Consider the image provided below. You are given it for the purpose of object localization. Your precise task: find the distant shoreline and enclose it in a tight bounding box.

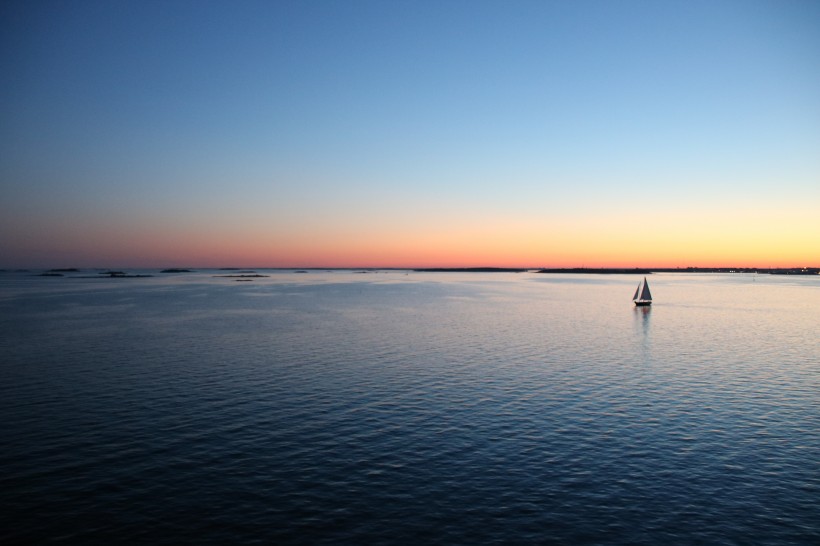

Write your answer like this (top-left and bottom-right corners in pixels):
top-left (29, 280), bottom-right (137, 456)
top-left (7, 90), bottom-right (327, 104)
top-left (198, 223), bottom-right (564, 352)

top-left (4, 266), bottom-right (818, 276)
top-left (534, 267), bottom-right (819, 275)
top-left (415, 267), bottom-right (819, 275)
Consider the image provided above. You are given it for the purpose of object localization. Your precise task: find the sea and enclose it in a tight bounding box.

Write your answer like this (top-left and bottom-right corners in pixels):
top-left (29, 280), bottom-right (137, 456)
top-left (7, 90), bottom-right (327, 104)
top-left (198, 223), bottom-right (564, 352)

top-left (1, 269), bottom-right (818, 545)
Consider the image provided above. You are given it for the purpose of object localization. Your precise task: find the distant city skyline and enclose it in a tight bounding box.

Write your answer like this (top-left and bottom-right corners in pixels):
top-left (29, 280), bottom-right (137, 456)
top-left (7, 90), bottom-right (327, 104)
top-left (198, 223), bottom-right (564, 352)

top-left (2, 0), bottom-right (818, 269)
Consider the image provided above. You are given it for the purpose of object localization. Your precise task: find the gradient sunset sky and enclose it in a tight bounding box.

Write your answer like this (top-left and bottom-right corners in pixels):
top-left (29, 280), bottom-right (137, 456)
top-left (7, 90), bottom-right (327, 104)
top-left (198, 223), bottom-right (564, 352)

top-left (2, 0), bottom-right (818, 268)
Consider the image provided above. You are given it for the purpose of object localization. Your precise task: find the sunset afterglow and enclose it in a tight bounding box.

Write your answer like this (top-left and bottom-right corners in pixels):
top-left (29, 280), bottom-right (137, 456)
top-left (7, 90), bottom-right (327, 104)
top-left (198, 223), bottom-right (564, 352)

top-left (2, 1), bottom-right (818, 269)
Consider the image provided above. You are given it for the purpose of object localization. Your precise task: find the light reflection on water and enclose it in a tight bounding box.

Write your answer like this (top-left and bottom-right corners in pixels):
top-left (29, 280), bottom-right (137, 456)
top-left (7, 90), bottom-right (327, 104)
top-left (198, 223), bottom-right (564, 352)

top-left (0, 271), bottom-right (818, 544)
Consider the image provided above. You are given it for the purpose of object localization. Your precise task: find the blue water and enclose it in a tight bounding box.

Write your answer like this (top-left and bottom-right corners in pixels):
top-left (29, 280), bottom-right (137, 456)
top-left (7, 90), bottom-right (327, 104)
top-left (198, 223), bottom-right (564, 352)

top-left (1, 270), bottom-right (818, 544)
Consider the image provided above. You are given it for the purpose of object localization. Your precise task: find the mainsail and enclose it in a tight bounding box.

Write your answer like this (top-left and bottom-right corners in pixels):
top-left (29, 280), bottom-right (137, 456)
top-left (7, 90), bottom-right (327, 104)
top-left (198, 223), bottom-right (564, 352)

top-left (633, 277), bottom-right (652, 304)
top-left (639, 278), bottom-right (652, 301)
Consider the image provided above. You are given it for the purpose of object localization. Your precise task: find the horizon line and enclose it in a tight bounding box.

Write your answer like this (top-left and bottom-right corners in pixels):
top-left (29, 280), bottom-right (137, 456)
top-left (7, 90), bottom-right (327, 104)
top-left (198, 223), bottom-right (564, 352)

top-left (6, 265), bottom-right (819, 272)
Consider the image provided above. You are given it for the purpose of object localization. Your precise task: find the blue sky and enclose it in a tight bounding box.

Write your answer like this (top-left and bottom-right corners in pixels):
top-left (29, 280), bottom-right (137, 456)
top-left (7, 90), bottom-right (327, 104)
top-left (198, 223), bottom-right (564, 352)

top-left (1, 0), bottom-right (819, 267)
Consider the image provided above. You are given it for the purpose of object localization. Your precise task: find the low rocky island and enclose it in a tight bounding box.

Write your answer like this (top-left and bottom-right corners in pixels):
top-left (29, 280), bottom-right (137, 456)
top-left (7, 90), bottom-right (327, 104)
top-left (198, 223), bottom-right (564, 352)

top-left (36, 268), bottom-right (81, 276)
top-left (98, 271), bottom-right (153, 278)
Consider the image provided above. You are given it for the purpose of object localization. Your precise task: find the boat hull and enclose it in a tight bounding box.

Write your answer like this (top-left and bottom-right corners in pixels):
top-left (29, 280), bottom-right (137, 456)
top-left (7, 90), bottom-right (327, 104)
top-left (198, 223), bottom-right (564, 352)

top-left (634, 301), bottom-right (652, 306)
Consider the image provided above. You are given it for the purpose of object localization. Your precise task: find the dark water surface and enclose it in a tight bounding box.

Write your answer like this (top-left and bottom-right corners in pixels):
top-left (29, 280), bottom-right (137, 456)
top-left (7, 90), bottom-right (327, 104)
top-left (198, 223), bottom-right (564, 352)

top-left (1, 270), bottom-right (818, 544)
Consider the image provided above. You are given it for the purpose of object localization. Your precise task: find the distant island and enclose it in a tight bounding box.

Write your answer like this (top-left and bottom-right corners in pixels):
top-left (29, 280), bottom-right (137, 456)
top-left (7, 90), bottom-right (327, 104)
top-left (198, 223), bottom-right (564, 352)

top-left (214, 274), bottom-right (270, 278)
top-left (97, 271), bottom-right (153, 278)
top-left (36, 268), bottom-right (81, 276)
top-left (33, 270), bottom-right (153, 278)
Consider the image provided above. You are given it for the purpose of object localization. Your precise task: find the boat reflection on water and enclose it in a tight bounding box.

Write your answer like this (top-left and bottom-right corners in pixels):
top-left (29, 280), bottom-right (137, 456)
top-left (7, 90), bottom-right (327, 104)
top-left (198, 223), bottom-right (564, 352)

top-left (634, 303), bottom-right (651, 336)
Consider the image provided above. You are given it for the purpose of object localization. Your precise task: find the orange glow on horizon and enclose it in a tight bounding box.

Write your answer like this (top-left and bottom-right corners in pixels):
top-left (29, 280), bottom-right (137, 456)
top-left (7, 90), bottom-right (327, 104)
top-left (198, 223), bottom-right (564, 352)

top-left (2, 200), bottom-right (817, 270)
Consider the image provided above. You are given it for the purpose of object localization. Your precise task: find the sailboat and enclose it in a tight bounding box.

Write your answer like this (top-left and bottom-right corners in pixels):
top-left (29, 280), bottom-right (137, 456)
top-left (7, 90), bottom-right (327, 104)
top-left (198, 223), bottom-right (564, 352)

top-left (632, 277), bottom-right (653, 306)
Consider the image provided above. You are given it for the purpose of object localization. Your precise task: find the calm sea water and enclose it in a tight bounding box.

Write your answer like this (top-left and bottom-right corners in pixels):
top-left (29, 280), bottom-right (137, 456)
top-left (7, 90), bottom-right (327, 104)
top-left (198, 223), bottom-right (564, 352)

top-left (1, 270), bottom-right (818, 545)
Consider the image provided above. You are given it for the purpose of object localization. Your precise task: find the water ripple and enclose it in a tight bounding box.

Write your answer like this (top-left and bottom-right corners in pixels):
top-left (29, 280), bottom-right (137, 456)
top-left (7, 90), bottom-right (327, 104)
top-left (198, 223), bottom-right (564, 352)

top-left (1, 272), bottom-right (818, 544)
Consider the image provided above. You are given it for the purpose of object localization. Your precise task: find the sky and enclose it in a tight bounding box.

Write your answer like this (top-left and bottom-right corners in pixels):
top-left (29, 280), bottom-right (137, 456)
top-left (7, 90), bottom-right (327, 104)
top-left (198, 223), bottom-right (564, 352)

top-left (1, 0), bottom-right (819, 268)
